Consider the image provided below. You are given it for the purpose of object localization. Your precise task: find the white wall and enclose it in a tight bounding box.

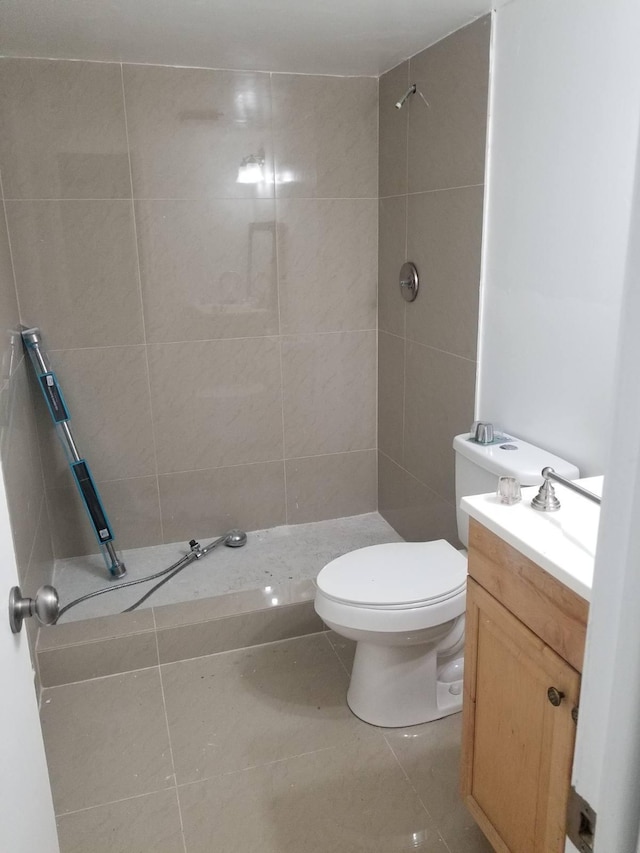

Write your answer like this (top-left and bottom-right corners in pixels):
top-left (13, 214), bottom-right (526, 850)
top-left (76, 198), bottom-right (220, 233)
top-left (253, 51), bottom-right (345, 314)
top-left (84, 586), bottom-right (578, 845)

top-left (477, 0), bottom-right (640, 476)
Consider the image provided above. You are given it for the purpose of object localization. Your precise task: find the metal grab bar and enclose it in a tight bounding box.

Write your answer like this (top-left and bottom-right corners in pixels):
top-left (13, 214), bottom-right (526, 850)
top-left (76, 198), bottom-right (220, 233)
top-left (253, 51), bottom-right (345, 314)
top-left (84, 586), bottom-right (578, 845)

top-left (22, 327), bottom-right (127, 578)
top-left (531, 466), bottom-right (601, 512)
top-left (542, 467), bottom-right (602, 505)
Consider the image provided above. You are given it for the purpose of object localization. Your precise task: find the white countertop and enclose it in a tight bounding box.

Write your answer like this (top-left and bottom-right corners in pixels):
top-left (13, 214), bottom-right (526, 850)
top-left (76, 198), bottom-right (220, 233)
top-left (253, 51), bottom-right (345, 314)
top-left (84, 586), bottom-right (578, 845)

top-left (461, 476), bottom-right (603, 602)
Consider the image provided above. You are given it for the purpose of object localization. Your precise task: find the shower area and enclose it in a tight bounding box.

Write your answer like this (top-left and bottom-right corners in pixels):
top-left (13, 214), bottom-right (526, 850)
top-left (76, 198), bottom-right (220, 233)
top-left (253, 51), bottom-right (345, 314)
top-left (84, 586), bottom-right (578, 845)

top-left (0, 15), bottom-right (489, 680)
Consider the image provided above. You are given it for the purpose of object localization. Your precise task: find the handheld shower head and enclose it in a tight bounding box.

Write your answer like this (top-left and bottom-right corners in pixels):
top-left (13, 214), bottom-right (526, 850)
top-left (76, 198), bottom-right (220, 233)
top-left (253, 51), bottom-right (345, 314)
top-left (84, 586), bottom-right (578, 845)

top-left (395, 84), bottom-right (416, 109)
top-left (225, 529), bottom-right (247, 548)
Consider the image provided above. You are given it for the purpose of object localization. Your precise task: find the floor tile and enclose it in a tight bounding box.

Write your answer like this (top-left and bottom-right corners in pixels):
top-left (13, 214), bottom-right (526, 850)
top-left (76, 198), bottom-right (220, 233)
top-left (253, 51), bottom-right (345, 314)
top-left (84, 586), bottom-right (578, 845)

top-left (178, 739), bottom-right (447, 853)
top-left (161, 634), bottom-right (379, 784)
top-left (383, 714), bottom-right (493, 853)
top-left (40, 669), bottom-right (174, 814)
top-left (325, 630), bottom-right (356, 672)
top-left (56, 789), bottom-right (184, 853)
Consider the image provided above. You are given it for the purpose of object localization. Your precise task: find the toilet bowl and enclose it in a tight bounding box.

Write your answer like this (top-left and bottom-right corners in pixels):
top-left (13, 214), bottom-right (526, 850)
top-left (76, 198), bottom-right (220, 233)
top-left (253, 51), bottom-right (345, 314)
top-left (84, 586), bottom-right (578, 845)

top-left (315, 540), bottom-right (467, 727)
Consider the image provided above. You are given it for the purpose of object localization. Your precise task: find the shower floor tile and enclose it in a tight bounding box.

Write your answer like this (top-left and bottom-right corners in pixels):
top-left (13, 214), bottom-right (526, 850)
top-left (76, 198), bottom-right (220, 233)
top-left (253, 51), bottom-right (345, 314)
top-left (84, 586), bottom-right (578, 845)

top-left (41, 632), bottom-right (493, 853)
top-left (53, 512), bottom-right (403, 622)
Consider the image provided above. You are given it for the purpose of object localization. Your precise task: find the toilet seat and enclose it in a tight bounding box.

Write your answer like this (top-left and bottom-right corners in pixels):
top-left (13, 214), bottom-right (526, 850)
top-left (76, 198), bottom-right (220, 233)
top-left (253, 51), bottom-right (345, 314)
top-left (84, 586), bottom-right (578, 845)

top-left (315, 540), bottom-right (467, 634)
top-left (316, 541), bottom-right (466, 609)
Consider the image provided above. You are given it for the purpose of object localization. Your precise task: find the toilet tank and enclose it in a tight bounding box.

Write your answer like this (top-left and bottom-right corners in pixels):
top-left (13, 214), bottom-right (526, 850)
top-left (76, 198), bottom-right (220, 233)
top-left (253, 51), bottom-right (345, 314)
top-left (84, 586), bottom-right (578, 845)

top-left (452, 432), bottom-right (580, 547)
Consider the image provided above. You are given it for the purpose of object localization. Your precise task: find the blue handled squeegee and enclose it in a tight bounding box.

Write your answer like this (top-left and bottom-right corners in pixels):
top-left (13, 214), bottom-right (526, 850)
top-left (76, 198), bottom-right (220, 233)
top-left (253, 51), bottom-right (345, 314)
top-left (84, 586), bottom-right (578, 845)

top-left (22, 328), bottom-right (126, 579)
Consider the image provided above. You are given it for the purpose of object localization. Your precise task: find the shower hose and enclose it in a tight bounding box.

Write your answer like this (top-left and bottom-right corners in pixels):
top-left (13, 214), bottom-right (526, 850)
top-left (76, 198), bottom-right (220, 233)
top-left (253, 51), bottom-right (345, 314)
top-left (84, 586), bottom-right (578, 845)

top-left (55, 530), bottom-right (247, 623)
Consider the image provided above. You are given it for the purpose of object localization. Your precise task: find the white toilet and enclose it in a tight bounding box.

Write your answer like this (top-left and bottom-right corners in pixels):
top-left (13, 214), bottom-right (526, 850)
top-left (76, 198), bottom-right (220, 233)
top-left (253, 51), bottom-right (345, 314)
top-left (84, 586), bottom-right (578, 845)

top-left (315, 431), bottom-right (580, 727)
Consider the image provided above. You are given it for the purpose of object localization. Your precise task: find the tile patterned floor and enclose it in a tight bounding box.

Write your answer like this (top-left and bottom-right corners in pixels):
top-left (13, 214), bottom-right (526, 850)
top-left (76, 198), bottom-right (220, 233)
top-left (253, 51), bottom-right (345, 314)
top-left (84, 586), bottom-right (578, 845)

top-left (41, 632), bottom-right (493, 853)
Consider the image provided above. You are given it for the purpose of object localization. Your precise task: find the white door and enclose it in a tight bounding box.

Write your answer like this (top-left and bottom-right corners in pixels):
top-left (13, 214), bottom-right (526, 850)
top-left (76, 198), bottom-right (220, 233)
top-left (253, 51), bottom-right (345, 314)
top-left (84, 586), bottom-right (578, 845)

top-left (0, 469), bottom-right (59, 851)
top-left (568, 104), bottom-right (640, 850)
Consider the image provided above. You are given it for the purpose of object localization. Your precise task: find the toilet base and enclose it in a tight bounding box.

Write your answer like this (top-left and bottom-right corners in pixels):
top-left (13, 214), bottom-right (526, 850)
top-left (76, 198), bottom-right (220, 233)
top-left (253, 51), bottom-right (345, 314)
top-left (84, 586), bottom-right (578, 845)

top-left (346, 640), bottom-right (463, 727)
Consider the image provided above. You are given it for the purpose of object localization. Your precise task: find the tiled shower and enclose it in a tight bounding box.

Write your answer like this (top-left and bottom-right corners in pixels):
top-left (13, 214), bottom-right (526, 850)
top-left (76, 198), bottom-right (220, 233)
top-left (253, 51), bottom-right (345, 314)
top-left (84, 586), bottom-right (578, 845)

top-left (0, 15), bottom-right (489, 654)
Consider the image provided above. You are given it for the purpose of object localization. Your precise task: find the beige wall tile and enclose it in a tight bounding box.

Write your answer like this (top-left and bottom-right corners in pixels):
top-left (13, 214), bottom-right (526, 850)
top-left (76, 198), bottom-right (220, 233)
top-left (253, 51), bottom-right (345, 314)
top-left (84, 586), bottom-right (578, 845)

top-left (379, 61), bottom-right (409, 198)
top-left (403, 343), bottom-right (476, 503)
top-left (378, 331), bottom-right (404, 463)
top-left (378, 195), bottom-right (406, 337)
top-left (148, 338), bottom-right (283, 472)
top-left (277, 198), bottom-right (377, 334)
top-left (282, 331), bottom-right (376, 458)
top-left (406, 186), bottom-right (484, 359)
top-left (47, 476), bottom-right (162, 558)
top-left (6, 200), bottom-right (144, 349)
top-left (123, 64), bottom-right (273, 200)
top-left (408, 16), bottom-right (490, 192)
top-left (22, 495), bottom-right (55, 595)
top-left (56, 789), bottom-right (185, 853)
top-left (38, 346), bottom-right (156, 488)
top-left (40, 668), bottom-right (172, 814)
top-left (0, 214), bottom-right (21, 384)
top-left (0, 59), bottom-right (130, 200)
top-left (272, 74), bottom-right (378, 199)
top-left (159, 461), bottom-right (286, 543)
top-left (135, 199), bottom-right (278, 342)
top-left (156, 602), bottom-right (323, 665)
top-left (378, 452), bottom-right (460, 544)
top-left (285, 450), bottom-right (377, 524)
top-left (38, 632), bottom-right (159, 687)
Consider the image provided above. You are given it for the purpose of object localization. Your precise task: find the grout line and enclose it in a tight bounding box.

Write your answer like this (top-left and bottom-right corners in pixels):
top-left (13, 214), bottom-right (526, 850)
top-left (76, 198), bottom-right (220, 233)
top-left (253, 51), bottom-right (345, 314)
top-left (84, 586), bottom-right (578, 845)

top-left (377, 448), bottom-right (457, 508)
top-left (21, 491), bottom-right (46, 592)
top-left (45, 327), bottom-right (378, 352)
top-left (41, 447), bottom-right (379, 486)
top-left (378, 329), bottom-right (405, 343)
top-left (151, 608), bottom-right (189, 853)
top-left (404, 337), bottom-right (477, 364)
top-left (0, 55), bottom-right (378, 79)
top-left (380, 731), bottom-right (454, 851)
top-left (40, 661), bottom-right (161, 689)
top-left (119, 63), bottom-right (165, 545)
top-left (175, 744), bottom-right (340, 791)
top-left (402, 72), bottom-right (410, 472)
top-left (38, 624), bottom-right (157, 653)
top-left (0, 169), bottom-right (26, 327)
top-left (154, 626), bottom-right (328, 671)
top-left (321, 631), bottom-right (352, 678)
top-left (271, 72), bottom-right (289, 526)
top-left (380, 183), bottom-right (484, 200)
top-left (375, 73), bottom-right (380, 476)
top-left (3, 195), bottom-right (381, 202)
top-left (54, 785), bottom-right (181, 819)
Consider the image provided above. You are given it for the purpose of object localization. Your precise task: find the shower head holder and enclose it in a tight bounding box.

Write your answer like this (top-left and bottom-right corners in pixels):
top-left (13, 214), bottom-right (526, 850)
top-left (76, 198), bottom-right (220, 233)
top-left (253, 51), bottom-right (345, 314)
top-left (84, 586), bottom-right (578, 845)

top-left (395, 84), bottom-right (417, 109)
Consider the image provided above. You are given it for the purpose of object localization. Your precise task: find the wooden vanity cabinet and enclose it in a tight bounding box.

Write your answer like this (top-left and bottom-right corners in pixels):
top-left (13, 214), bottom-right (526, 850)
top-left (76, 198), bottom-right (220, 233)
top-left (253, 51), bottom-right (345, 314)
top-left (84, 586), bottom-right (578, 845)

top-left (461, 520), bottom-right (589, 853)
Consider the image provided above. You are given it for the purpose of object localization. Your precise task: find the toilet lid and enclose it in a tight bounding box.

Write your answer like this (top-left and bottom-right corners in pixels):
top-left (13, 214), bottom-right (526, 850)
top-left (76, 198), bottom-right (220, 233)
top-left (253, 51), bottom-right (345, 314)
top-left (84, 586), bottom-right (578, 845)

top-left (316, 541), bottom-right (467, 609)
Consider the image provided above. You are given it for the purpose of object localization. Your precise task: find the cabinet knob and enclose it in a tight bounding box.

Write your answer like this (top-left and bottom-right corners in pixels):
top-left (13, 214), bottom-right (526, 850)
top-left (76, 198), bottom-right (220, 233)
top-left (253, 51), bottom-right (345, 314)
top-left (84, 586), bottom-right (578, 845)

top-left (547, 687), bottom-right (565, 707)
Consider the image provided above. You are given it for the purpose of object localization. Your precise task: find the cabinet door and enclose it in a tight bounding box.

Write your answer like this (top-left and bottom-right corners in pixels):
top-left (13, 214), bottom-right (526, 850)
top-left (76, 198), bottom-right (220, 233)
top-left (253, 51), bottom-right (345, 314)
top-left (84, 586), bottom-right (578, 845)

top-left (461, 578), bottom-right (580, 853)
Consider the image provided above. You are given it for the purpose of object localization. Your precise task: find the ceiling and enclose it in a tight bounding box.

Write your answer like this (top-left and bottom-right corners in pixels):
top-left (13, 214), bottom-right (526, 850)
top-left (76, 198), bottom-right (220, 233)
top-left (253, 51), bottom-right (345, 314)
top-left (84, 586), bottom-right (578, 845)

top-left (0, 0), bottom-right (491, 77)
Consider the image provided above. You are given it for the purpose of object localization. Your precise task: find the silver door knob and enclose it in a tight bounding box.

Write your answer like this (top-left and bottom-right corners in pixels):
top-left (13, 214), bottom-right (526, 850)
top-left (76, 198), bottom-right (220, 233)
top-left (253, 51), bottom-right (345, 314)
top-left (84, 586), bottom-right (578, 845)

top-left (8, 585), bottom-right (59, 634)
